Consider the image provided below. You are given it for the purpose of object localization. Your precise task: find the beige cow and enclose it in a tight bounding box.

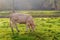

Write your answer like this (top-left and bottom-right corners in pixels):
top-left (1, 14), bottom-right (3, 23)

top-left (9, 12), bottom-right (35, 33)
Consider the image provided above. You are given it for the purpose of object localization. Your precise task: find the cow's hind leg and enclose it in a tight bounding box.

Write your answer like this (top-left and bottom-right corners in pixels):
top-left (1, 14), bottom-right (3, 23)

top-left (15, 23), bottom-right (20, 32)
top-left (12, 22), bottom-right (20, 32)
top-left (10, 21), bottom-right (14, 33)
top-left (10, 20), bottom-right (20, 33)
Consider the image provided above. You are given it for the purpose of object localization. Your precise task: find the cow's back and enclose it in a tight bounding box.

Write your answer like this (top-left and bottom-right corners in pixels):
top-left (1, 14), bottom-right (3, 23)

top-left (10, 13), bottom-right (32, 24)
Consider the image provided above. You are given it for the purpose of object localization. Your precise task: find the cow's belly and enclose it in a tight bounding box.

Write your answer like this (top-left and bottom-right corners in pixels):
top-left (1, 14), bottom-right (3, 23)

top-left (16, 19), bottom-right (26, 24)
top-left (16, 18), bottom-right (27, 24)
top-left (17, 21), bottom-right (26, 24)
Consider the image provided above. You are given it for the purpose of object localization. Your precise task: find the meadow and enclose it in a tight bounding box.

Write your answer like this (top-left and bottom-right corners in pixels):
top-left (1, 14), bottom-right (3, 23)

top-left (0, 17), bottom-right (60, 40)
top-left (0, 10), bottom-right (60, 16)
top-left (0, 11), bottom-right (60, 40)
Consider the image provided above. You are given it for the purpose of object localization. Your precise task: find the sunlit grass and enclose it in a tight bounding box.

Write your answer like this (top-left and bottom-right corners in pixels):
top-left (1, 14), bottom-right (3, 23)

top-left (0, 18), bottom-right (60, 40)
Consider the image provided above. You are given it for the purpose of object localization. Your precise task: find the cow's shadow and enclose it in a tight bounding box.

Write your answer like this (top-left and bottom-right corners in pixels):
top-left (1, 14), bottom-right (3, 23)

top-left (10, 32), bottom-right (21, 40)
top-left (10, 32), bottom-right (41, 40)
top-left (10, 32), bottom-right (33, 40)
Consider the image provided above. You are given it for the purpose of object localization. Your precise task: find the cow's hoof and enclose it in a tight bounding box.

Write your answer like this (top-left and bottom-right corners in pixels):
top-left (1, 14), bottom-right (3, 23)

top-left (18, 30), bottom-right (20, 32)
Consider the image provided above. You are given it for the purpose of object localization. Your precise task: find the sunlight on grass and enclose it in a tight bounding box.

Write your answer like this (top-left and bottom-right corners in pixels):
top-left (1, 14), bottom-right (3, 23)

top-left (0, 18), bottom-right (60, 40)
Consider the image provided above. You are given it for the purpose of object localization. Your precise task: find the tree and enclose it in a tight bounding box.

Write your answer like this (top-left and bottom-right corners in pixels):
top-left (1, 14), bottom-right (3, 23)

top-left (54, 0), bottom-right (57, 10)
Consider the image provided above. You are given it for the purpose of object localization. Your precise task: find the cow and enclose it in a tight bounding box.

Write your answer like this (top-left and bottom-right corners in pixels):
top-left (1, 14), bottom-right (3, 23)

top-left (9, 12), bottom-right (35, 33)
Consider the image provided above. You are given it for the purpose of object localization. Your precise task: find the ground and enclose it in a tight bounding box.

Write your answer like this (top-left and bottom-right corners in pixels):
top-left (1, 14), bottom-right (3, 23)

top-left (0, 18), bottom-right (60, 40)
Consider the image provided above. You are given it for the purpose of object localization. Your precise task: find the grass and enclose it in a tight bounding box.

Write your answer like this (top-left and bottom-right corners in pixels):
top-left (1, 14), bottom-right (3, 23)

top-left (0, 18), bottom-right (60, 40)
top-left (0, 11), bottom-right (60, 16)
top-left (0, 10), bottom-right (60, 40)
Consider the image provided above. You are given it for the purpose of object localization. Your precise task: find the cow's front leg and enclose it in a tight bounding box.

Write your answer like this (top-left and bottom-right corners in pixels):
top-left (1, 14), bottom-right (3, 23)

top-left (30, 24), bottom-right (35, 32)
top-left (26, 23), bottom-right (30, 32)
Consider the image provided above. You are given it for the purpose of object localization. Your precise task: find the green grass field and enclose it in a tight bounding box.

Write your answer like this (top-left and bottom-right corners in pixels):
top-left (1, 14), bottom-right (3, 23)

top-left (0, 18), bottom-right (60, 40)
top-left (0, 10), bottom-right (60, 16)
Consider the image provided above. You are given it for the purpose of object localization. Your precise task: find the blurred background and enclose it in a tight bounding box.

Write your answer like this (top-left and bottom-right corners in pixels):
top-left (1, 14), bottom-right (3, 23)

top-left (0, 0), bottom-right (60, 11)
